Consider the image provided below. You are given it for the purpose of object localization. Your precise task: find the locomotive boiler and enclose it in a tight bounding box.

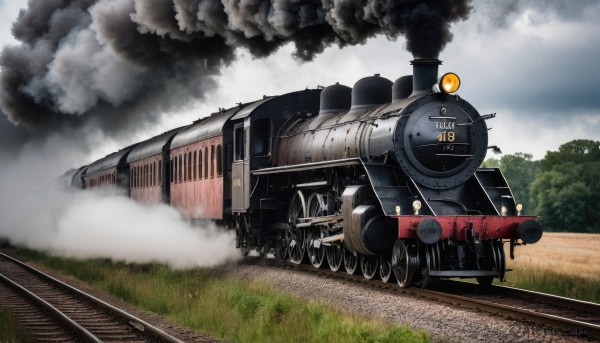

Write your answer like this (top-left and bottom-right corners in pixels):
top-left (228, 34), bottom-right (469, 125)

top-left (68, 57), bottom-right (543, 288)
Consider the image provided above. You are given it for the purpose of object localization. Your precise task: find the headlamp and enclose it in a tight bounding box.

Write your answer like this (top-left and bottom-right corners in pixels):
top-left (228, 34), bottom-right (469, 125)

top-left (412, 200), bottom-right (422, 215)
top-left (440, 73), bottom-right (461, 94)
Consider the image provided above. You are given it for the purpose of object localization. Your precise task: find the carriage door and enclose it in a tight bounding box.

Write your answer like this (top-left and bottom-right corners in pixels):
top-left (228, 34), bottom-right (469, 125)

top-left (232, 122), bottom-right (250, 212)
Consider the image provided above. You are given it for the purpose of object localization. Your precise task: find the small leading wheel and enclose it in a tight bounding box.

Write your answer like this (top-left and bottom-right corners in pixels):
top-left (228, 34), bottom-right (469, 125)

top-left (360, 255), bottom-right (379, 280)
top-left (287, 190), bottom-right (307, 264)
top-left (327, 243), bottom-right (344, 272)
top-left (379, 255), bottom-right (394, 283)
top-left (306, 193), bottom-right (327, 268)
top-left (391, 240), bottom-right (414, 288)
top-left (343, 249), bottom-right (359, 275)
top-left (421, 242), bottom-right (441, 289)
top-left (477, 240), bottom-right (505, 286)
top-left (493, 240), bottom-right (506, 281)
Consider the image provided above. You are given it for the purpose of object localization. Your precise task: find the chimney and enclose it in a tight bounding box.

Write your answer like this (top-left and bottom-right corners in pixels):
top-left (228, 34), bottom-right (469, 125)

top-left (410, 58), bottom-right (441, 97)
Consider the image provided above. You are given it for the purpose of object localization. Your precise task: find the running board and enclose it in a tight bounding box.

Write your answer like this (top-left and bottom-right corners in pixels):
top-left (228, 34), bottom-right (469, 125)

top-left (428, 270), bottom-right (500, 277)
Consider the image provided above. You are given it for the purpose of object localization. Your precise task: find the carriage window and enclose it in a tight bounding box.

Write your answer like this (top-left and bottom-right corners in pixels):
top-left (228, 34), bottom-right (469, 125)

top-left (217, 145), bottom-right (223, 176)
top-left (211, 145), bottom-right (215, 178)
top-left (204, 147), bottom-right (208, 179)
top-left (200, 149), bottom-right (203, 178)
top-left (174, 157), bottom-right (178, 184)
top-left (253, 119), bottom-right (271, 156)
top-left (179, 155), bottom-right (183, 183)
top-left (234, 126), bottom-right (245, 161)
top-left (158, 161), bottom-right (162, 185)
top-left (188, 152), bottom-right (192, 181)
top-left (193, 151), bottom-right (197, 180)
top-left (184, 154), bottom-right (187, 182)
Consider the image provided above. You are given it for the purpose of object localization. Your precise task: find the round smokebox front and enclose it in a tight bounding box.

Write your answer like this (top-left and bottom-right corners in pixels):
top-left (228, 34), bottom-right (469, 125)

top-left (395, 97), bottom-right (488, 189)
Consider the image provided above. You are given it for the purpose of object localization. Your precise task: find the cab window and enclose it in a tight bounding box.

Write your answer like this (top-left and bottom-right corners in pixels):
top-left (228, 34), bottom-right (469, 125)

top-left (234, 125), bottom-right (245, 161)
top-left (253, 119), bottom-right (271, 156)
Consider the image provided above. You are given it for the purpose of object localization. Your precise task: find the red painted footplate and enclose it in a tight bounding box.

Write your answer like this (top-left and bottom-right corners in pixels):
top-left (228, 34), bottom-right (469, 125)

top-left (393, 215), bottom-right (539, 241)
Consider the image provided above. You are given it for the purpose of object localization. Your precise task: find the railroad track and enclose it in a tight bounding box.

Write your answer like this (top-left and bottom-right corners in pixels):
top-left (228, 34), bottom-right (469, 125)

top-left (243, 256), bottom-right (600, 340)
top-left (0, 252), bottom-right (185, 343)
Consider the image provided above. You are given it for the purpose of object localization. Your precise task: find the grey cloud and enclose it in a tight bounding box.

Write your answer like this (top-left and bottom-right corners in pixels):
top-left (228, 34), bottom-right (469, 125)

top-left (452, 1), bottom-right (600, 118)
top-left (1, 0), bottom-right (471, 146)
top-left (473, 0), bottom-right (599, 29)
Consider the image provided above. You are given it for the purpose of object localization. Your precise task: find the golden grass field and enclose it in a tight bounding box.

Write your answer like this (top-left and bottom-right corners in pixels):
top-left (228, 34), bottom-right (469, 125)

top-left (507, 232), bottom-right (600, 280)
top-left (502, 232), bottom-right (600, 302)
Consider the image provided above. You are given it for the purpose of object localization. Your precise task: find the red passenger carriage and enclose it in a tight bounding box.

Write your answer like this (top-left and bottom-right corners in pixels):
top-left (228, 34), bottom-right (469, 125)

top-left (127, 128), bottom-right (182, 205)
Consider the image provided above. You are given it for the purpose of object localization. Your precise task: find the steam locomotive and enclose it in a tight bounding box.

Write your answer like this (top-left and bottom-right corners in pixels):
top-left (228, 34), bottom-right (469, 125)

top-left (63, 58), bottom-right (543, 288)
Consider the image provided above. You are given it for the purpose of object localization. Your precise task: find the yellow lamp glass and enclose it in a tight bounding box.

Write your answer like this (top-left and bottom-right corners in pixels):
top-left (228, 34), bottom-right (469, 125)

top-left (440, 73), bottom-right (461, 93)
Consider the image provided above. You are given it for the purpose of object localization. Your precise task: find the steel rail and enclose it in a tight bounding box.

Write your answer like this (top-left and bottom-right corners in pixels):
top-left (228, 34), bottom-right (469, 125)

top-left (0, 272), bottom-right (101, 342)
top-left (0, 252), bottom-right (185, 343)
top-left (439, 279), bottom-right (600, 316)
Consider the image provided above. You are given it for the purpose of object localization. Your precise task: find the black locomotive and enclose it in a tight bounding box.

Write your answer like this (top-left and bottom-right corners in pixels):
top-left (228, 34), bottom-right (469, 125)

top-left (65, 58), bottom-right (543, 288)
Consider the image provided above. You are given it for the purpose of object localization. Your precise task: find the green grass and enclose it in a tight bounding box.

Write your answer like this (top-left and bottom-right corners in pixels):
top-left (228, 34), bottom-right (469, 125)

top-left (14, 248), bottom-right (429, 343)
top-left (500, 264), bottom-right (600, 303)
top-left (0, 307), bottom-right (36, 343)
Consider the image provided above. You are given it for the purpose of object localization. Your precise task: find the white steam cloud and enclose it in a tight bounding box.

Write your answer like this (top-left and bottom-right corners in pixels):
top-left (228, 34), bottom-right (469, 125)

top-left (0, 138), bottom-right (239, 269)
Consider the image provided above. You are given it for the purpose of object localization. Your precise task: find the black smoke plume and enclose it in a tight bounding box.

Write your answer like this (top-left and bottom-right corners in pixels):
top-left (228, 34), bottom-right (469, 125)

top-left (0, 0), bottom-right (472, 148)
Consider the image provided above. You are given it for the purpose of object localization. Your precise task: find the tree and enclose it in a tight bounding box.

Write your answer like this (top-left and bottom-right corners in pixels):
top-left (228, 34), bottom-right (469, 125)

top-left (530, 140), bottom-right (600, 232)
top-left (481, 157), bottom-right (500, 168)
top-left (482, 153), bottom-right (536, 211)
top-left (498, 153), bottom-right (536, 211)
top-left (540, 139), bottom-right (600, 172)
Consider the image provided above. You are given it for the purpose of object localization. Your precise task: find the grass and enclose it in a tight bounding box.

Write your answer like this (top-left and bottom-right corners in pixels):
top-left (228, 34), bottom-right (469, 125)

top-left (13, 248), bottom-right (430, 343)
top-left (500, 232), bottom-right (600, 303)
top-left (0, 307), bottom-right (36, 343)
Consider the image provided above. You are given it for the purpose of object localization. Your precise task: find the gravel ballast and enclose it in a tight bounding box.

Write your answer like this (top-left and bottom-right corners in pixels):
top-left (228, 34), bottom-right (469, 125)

top-left (212, 257), bottom-right (592, 343)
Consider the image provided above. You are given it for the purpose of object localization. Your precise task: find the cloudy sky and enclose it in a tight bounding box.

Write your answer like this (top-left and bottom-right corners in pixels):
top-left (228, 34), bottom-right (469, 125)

top-left (0, 0), bottom-right (599, 170)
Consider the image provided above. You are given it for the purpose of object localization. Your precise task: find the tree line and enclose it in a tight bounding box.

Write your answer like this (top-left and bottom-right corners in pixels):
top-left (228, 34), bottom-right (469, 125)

top-left (482, 139), bottom-right (600, 233)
